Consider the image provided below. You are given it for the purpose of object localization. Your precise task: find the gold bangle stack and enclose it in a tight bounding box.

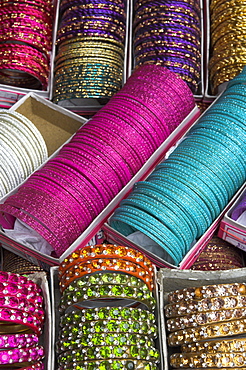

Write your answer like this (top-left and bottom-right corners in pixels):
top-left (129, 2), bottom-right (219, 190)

top-left (165, 282), bottom-right (246, 369)
top-left (209, 0), bottom-right (246, 94)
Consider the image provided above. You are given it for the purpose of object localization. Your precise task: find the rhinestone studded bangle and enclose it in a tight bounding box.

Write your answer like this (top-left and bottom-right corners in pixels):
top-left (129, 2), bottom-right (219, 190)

top-left (58, 344), bottom-right (160, 364)
top-left (170, 351), bottom-right (246, 368)
top-left (58, 244), bottom-right (155, 278)
top-left (0, 333), bottom-right (39, 349)
top-left (16, 362), bottom-right (44, 370)
top-left (0, 345), bottom-right (44, 365)
top-left (59, 311), bottom-right (158, 338)
top-left (167, 283), bottom-right (246, 303)
top-left (57, 332), bottom-right (155, 354)
top-left (59, 259), bottom-right (154, 292)
top-left (168, 318), bottom-right (246, 346)
top-left (59, 283), bottom-right (156, 312)
top-left (165, 294), bottom-right (246, 318)
top-left (181, 337), bottom-right (246, 353)
top-left (167, 307), bottom-right (246, 332)
top-left (57, 359), bottom-right (158, 370)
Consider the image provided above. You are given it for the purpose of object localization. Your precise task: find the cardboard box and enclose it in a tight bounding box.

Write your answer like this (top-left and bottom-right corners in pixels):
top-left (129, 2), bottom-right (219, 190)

top-left (50, 264), bottom-right (161, 370)
top-left (157, 267), bottom-right (246, 370)
top-left (0, 100), bottom-right (199, 269)
top-left (218, 186), bottom-right (246, 252)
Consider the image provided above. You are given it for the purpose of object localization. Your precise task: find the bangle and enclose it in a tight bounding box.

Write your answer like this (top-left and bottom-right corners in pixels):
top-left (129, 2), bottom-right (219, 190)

top-left (59, 283), bottom-right (156, 312)
top-left (167, 306), bottom-right (246, 332)
top-left (57, 359), bottom-right (158, 370)
top-left (57, 332), bottom-right (155, 353)
top-left (170, 351), bottom-right (246, 368)
top-left (165, 294), bottom-right (246, 318)
top-left (167, 283), bottom-right (246, 303)
top-left (0, 345), bottom-right (44, 365)
top-left (57, 344), bottom-right (160, 363)
top-left (15, 362), bottom-right (44, 370)
top-left (0, 333), bottom-right (39, 349)
top-left (60, 306), bottom-right (155, 326)
top-left (181, 337), bottom-right (246, 353)
top-left (59, 259), bottom-right (154, 292)
top-left (59, 244), bottom-right (154, 278)
top-left (168, 318), bottom-right (246, 346)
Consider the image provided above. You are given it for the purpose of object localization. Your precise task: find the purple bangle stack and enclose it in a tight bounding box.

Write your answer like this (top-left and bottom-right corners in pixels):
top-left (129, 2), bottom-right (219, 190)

top-left (53, 0), bottom-right (127, 103)
top-left (133, 0), bottom-right (202, 93)
top-left (0, 64), bottom-right (195, 257)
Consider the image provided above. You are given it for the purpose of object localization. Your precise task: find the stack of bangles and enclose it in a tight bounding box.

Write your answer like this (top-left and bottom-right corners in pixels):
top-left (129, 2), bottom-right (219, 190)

top-left (190, 236), bottom-right (244, 271)
top-left (109, 66), bottom-right (246, 266)
top-left (53, 0), bottom-right (127, 103)
top-left (56, 243), bottom-right (160, 370)
top-left (209, 0), bottom-right (246, 94)
top-left (0, 1), bottom-right (53, 90)
top-left (133, 0), bottom-right (202, 93)
top-left (0, 109), bottom-right (48, 198)
top-left (0, 270), bottom-right (45, 369)
top-left (0, 64), bottom-right (195, 258)
top-left (165, 282), bottom-right (246, 369)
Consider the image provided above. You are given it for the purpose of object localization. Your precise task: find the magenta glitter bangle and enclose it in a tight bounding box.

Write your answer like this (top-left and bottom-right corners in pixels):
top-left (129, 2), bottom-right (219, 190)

top-left (80, 118), bottom-right (145, 177)
top-left (0, 333), bottom-right (39, 349)
top-left (30, 168), bottom-right (94, 222)
top-left (59, 143), bottom-right (126, 191)
top-left (0, 203), bottom-right (65, 255)
top-left (6, 185), bottom-right (82, 248)
top-left (71, 129), bottom-right (141, 176)
top-left (44, 159), bottom-right (105, 216)
top-left (73, 128), bottom-right (143, 175)
top-left (58, 149), bottom-right (121, 199)
top-left (69, 138), bottom-right (132, 186)
top-left (69, 133), bottom-right (133, 184)
top-left (79, 117), bottom-right (143, 175)
top-left (23, 175), bottom-right (90, 231)
top-left (0, 345), bottom-right (44, 365)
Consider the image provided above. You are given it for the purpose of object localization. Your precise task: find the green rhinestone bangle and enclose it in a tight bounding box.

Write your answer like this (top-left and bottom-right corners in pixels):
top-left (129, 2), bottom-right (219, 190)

top-left (57, 359), bottom-right (159, 370)
top-left (57, 344), bottom-right (160, 364)
top-left (60, 306), bottom-right (156, 324)
top-left (63, 272), bottom-right (151, 292)
top-left (59, 317), bottom-right (158, 338)
top-left (59, 284), bottom-right (156, 312)
top-left (57, 333), bottom-right (156, 354)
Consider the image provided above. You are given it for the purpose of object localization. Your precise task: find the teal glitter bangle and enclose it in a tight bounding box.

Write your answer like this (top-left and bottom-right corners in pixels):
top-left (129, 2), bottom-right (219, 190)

top-left (111, 211), bottom-right (182, 265)
top-left (113, 203), bottom-right (184, 261)
top-left (185, 133), bottom-right (246, 188)
top-left (149, 165), bottom-right (221, 220)
top-left (159, 157), bottom-right (228, 209)
top-left (123, 192), bottom-right (194, 253)
top-left (133, 181), bottom-right (200, 237)
top-left (172, 144), bottom-right (236, 199)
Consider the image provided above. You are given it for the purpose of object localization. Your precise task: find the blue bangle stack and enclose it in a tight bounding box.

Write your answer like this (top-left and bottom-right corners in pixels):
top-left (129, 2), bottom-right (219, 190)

top-left (110, 66), bottom-right (246, 266)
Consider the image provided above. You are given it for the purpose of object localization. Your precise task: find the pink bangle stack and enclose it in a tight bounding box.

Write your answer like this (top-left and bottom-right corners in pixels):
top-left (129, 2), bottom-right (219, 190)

top-left (0, 1), bottom-right (53, 90)
top-left (0, 271), bottom-right (45, 369)
top-left (0, 64), bottom-right (195, 257)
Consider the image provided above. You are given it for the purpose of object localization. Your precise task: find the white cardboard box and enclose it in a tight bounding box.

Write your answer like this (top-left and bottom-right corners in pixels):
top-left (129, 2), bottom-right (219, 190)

top-left (157, 267), bottom-right (246, 370)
